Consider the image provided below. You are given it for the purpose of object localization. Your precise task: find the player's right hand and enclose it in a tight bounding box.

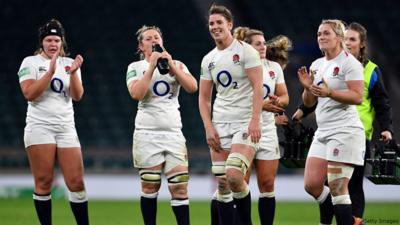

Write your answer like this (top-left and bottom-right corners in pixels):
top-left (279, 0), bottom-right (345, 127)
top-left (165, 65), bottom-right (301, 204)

top-left (149, 52), bottom-right (162, 69)
top-left (292, 108), bottom-right (304, 122)
top-left (206, 126), bottom-right (222, 152)
top-left (298, 66), bottom-right (314, 89)
top-left (48, 49), bottom-right (60, 75)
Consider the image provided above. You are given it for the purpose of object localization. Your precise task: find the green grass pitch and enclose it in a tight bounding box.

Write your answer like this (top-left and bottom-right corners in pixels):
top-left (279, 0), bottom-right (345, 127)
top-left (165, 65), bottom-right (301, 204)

top-left (1, 199), bottom-right (399, 225)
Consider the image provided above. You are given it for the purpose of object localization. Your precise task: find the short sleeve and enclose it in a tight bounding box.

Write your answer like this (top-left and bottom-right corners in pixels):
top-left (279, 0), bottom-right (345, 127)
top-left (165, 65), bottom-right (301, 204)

top-left (18, 57), bottom-right (36, 83)
top-left (243, 44), bottom-right (262, 69)
top-left (126, 62), bottom-right (140, 87)
top-left (200, 57), bottom-right (212, 80)
top-left (275, 63), bottom-right (285, 84)
top-left (174, 60), bottom-right (190, 74)
top-left (345, 58), bottom-right (364, 81)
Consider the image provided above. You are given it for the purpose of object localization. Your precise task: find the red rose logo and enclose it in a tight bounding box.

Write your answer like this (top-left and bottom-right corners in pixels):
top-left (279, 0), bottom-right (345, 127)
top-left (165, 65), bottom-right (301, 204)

top-left (233, 54), bottom-right (240, 64)
top-left (333, 148), bottom-right (339, 156)
top-left (333, 67), bottom-right (339, 76)
top-left (65, 66), bottom-right (71, 74)
top-left (269, 71), bottom-right (275, 79)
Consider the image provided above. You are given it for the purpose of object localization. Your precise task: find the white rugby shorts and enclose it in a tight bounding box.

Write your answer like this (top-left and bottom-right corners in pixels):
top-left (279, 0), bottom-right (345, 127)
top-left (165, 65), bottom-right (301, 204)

top-left (307, 127), bottom-right (365, 166)
top-left (24, 124), bottom-right (81, 148)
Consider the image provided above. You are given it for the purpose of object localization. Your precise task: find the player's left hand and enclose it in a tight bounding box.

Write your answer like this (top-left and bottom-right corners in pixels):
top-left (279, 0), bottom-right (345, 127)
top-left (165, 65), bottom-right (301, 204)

top-left (248, 117), bottom-right (261, 143)
top-left (69, 54), bottom-right (84, 74)
top-left (161, 51), bottom-right (173, 65)
top-left (310, 78), bottom-right (331, 97)
top-left (381, 130), bottom-right (392, 142)
top-left (275, 114), bottom-right (288, 125)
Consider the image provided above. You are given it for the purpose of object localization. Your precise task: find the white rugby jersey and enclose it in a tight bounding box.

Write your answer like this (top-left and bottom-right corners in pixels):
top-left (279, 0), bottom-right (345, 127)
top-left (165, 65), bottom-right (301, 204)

top-left (126, 59), bottom-right (190, 133)
top-left (200, 39), bottom-right (262, 123)
top-left (310, 50), bottom-right (364, 130)
top-left (18, 54), bottom-right (82, 125)
top-left (261, 59), bottom-right (285, 126)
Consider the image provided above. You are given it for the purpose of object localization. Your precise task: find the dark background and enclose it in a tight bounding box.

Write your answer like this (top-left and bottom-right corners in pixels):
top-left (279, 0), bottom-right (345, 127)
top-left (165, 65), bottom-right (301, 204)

top-left (1, 0), bottom-right (399, 173)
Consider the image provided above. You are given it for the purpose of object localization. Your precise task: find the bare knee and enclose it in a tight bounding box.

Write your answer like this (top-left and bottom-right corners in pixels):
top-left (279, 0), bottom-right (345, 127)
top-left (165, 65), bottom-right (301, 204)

top-left (258, 176), bottom-right (275, 193)
top-left (304, 181), bottom-right (323, 199)
top-left (142, 182), bottom-right (161, 194)
top-left (35, 174), bottom-right (54, 193)
top-left (65, 175), bottom-right (85, 192)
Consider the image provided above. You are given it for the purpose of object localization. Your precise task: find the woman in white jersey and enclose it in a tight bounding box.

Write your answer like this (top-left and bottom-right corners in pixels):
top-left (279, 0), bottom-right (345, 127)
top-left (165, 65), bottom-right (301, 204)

top-left (126, 25), bottom-right (197, 225)
top-left (298, 19), bottom-right (365, 225)
top-left (198, 4), bottom-right (263, 225)
top-left (17, 19), bottom-right (88, 225)
top-left (234, 27), bottom-right (289, 225)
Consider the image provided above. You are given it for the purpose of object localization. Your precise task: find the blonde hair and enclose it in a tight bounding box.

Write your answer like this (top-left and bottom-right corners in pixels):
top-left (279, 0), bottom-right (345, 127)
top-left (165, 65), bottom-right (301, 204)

top-left (266, 35), bottom-right (293, 69)
top-left (321, 19), bottom-right (347, 50)
top-left (233, 26), bottom-right (263, 43)
top-left (135, 25), bottom-right (163, 59)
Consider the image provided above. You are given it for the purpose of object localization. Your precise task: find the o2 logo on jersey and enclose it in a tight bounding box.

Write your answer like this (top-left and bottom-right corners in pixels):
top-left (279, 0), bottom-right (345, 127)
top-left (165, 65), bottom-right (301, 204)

top-left (217, 70), bottom-right (238, 89)
top-left (153, 80), bottom-right (172, 99)
top-left (263, 84), bottom-right (271, 99)
top-left (50, 78), bottom-right (64, 93)
top-left (50, 78), bottom-right (67, 97)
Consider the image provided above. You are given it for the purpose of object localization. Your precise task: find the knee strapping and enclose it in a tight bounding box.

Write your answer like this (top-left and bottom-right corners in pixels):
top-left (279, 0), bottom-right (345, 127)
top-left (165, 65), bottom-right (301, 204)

top-left (316, 186), bottom-right (330, 203)
top-left (232, 185), bottom-right (250, 199)
top-left (141, 191), bottom-right (158, 198)
top-left (33, 193), bottom-right (51, 201)
top-left (171, 199), bottom-right (189, 206)
top-left (69, 190), bottom-right (87, 203)
top-left (332, 194), bottom-right (351, 205)
top-left (167, 171), bottom-right (189, 185)
top-left (259, 191), bottom-right (275, 198)
top-left (139, 169), bottom-right (162, 184)
top-left (327, 165), bottom-right (354, 182)
top-left (225, 152), bottom-right (250, 174)
top-left (217, 192), bottom-right (233, 203)
top-left (211, 161), bottom-right (226, 178)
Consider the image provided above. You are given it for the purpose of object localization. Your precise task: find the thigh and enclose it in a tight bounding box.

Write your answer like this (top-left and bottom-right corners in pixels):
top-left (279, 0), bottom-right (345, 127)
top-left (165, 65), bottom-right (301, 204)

top-left (254, 159), bottom-right (279, 186)
top-left (166, 164), bottom-right (189, 196)
top-left (140, 164), bottom-right (163, 192)
top-left (57, 147), bottom-right (84, 183)
top-left (210, 148), bottom-right (230, 162)
top-left (304, 156), bottom-right (328, 188)
top-left (27, 144), bottom-right (57, 180)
